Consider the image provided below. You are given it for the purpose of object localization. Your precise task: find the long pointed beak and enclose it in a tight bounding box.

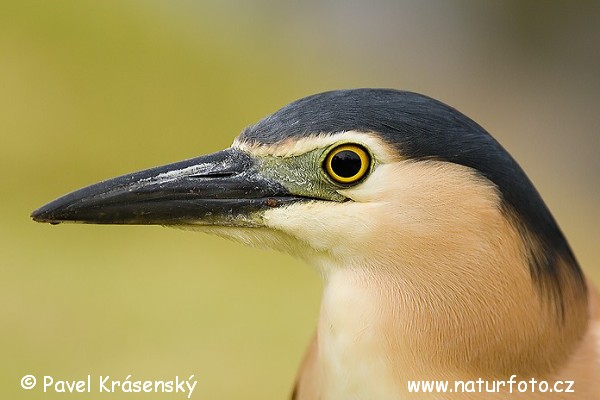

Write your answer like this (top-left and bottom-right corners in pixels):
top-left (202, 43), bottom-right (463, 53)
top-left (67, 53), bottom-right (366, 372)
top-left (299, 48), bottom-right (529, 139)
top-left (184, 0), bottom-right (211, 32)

top-left (31, 148), bottom-right (300, 226)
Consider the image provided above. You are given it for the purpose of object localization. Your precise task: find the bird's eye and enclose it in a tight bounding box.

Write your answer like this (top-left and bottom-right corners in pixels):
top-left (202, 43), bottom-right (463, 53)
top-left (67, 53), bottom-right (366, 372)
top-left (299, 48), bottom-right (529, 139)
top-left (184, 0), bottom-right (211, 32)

top-left (324, 144), bottom-right (371, 184)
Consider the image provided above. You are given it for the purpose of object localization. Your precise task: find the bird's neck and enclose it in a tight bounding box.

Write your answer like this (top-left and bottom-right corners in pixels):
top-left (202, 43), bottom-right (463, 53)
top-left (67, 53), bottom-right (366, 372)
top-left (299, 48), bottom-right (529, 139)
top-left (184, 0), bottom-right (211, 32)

top-left (315, 246), bottom-right (589, 393)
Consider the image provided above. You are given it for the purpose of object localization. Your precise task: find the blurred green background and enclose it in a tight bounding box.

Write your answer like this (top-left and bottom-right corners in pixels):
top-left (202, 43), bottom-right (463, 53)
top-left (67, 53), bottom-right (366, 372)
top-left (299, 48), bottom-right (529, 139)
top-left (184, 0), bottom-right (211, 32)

top-left (1, 1), bottom-right (598, 398)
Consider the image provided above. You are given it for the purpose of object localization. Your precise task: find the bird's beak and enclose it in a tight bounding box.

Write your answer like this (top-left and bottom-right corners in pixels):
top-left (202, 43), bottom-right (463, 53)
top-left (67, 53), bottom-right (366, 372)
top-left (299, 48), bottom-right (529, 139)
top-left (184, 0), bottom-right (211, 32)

top-left (31, 148), bottom-right (301, 226)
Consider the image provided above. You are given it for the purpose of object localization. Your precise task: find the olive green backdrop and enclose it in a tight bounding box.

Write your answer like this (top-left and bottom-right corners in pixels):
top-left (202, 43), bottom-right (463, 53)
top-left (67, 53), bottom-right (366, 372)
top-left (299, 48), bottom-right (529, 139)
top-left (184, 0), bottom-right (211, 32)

top-left (1, 1), bottom-right (598, 399)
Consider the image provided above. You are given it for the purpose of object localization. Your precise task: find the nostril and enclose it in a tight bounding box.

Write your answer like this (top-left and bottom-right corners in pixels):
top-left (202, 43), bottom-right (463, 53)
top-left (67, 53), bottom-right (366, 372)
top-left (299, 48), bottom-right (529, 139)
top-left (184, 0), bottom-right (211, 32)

top-left (189, 171), bottom-right (237, 178)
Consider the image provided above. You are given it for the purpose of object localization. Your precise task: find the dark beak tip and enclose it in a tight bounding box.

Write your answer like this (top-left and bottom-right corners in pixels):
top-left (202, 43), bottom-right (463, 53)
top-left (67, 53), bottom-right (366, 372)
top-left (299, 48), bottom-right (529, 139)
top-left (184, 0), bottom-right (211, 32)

top-left (31, 201), bottom-right (67, 224)
top-left (30, 208), bottom-right (52, 223)
top-left (30, 207), bottom-right (46, 221)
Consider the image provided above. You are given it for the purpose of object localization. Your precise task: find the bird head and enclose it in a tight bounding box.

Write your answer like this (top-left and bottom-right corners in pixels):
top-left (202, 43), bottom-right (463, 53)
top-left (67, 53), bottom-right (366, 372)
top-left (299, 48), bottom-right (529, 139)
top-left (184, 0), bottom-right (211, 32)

top-left (31, 90), bottom-right (583, 288)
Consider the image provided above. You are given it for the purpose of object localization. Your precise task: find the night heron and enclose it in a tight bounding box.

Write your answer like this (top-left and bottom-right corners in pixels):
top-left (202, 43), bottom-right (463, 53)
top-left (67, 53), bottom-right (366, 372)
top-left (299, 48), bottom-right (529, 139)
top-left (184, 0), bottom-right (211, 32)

top-left (32, 89), bottom-right (599, 399)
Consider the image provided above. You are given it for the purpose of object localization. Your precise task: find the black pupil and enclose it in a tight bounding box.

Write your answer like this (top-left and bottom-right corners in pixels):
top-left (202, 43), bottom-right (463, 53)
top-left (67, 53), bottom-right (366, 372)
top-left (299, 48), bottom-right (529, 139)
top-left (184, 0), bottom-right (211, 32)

top-left (331, 150), bottom-right (362, 178)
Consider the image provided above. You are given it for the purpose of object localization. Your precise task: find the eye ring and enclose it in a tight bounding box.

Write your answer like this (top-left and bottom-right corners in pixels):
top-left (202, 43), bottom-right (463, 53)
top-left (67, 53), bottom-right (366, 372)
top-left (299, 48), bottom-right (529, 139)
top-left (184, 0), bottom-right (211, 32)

top-left (324, 144), bottom-right (371, 184)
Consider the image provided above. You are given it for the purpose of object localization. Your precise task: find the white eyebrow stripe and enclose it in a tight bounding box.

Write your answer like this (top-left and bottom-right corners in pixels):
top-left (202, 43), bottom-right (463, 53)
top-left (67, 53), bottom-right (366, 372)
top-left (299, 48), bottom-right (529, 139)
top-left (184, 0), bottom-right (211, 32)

top-left (232, 131), bottom-right (400, 163)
